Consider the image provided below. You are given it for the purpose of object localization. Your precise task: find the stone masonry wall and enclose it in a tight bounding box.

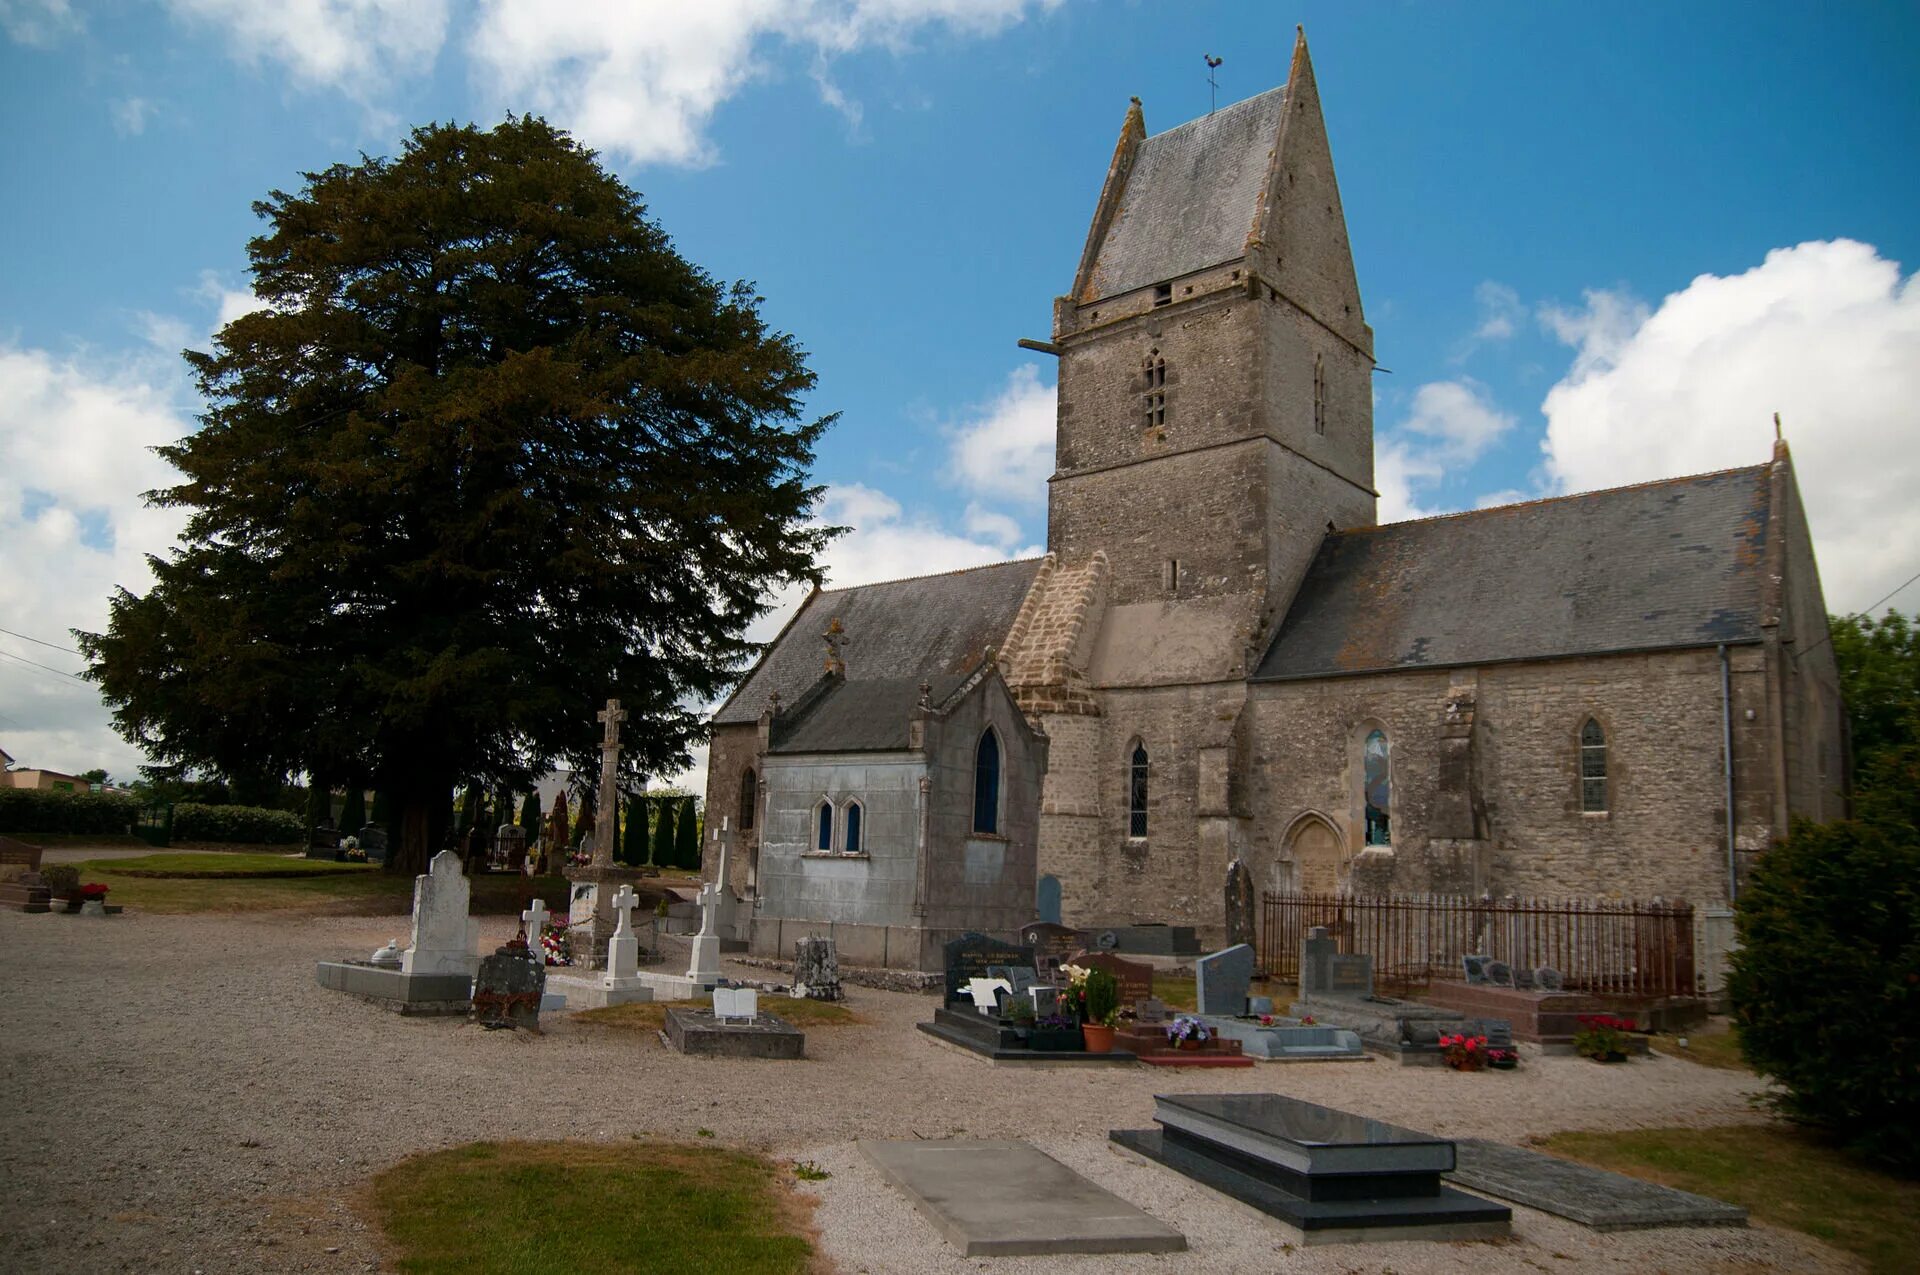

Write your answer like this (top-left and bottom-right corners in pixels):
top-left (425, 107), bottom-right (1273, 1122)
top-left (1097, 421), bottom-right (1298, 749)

top-left (703, 723), bottom-right (762, 895)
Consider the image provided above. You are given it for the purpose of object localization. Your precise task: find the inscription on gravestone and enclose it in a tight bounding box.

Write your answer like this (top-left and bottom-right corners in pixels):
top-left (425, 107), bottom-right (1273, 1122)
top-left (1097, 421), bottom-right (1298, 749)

top-left (1073, 951), bottom-right (1154, 1007)
top-left (1300, 926), bottom-right (1338, 996)
top-left (943, 933), bottom-right (1034, 1007)
top-left (1328, 953), bottom-right (1373, 998)
top-left (1486, 960), bottom-right (1514, 988)
top-left (1462, 954), bottom-right (1492, 985)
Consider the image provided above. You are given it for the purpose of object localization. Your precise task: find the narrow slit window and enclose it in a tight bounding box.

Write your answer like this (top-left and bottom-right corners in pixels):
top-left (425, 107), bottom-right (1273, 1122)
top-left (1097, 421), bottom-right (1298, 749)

top-left (843, 800), bottom-right (863, 854)
top-left (1163, 558), bottom-right (1179, 594)
top-left (1142, 353), bottom-right (1167, 431)
top-left (1580, 719), bottom-right (1608, 812)
top-left (1129, 743), bottom-right (1149, 838)
top-left (815, 801), bottom-right (834, 852)
top-left (973, 729), bottom-right (1001, 835)
top-left (1153, 282), bottom-right (1172, 306)
top-left (738, 769), bottom-right (756, 831)
top-left (1312, 353), bottom-right (1326, 435)
top-left (1363, 729), bottom-right (1391, 846)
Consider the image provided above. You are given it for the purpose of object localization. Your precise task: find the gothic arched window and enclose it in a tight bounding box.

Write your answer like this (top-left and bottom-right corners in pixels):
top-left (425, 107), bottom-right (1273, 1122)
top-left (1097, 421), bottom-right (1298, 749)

top-left (815, 800), bottom-right (834, 852)
top-left (738, 768), bottom-right (757, 832)
top-left (1128, 742), bottom-right (1149, 838)
top-left (1363, 729), bottom-right (1391, 846)
top-left (843, 800), bottom-right (864, 854)
top-left (1580, 719), bottom-right (1608, 812)
top-left (973, 729), bottom-right (1001, 835)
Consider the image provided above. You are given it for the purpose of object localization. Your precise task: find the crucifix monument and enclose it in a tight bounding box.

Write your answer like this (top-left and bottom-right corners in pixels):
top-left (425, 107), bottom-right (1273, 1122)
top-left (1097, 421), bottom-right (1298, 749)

top-left (686, 817), bottom-right (732, 985)
top-left (562, 696), bottom-right (651, 969)
top-left (593, 698), bottom-right (626, 869)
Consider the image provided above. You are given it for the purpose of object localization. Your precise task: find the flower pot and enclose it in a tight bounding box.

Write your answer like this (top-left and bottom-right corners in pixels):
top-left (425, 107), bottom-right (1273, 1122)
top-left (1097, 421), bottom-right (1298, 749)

top-left (1177, 1039), bottom-right (1203, 1052)
top-left (1489, 1057), bottom-right (1518, 1070)
top-left (1081, 1024), bottom-right (1116, 1054)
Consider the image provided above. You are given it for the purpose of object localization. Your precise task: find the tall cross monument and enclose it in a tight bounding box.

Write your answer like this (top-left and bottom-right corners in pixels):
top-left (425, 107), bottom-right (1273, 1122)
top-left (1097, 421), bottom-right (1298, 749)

top-left (593, 698), bottom-right (626, 869)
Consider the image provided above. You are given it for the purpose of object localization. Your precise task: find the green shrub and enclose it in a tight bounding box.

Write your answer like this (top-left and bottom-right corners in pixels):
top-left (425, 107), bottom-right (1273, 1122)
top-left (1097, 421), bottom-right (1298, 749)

top-left (1084, 967), bottom-right (1121, 1028)
top-left (0, 788), bottom-right (140, 834)
top-left (171, 802), bottom-right (304, 844)
top-left (40, 863), bottom-right (80, 896)
top-left (1728, 815), bottom-right (1920, 1169)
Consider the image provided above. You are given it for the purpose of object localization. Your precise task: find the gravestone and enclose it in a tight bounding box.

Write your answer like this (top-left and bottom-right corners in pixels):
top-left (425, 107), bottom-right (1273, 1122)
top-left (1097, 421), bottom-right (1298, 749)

top-left (793, 936), bottom-right (843, 1001)
top-left (496, 822), bottom-right (528, 872)
top-left (1462, 954), bottom-right (1492, 985)
top-left (989, 965), bottom-right (1038, 995)
top-left (1299, 925), bottom-right (1338, 997)
top-left (399, 849), bottom-right (479, 977)
top-left (1534, 966), bottom-right (1564, 992)
top-left (1134, 997), bottom-right (1170, 1024)
top-left (1224, 859), bottom-right (1256, 949)
top-left (1020, 922), bottom-right (1087, 980)
top-left (1195, 944), bottom-right (1256, 1016)
top-left (1036, 874), bottom-right (1062, 926)
top-left (1511, 966), bottom-right (1536, 991)
top-left (1328, 953), bottom-right (1374, 998)
top-left (1029, 986), bottom-right (1061, 1018)
top-left (943, 933), bottom-right (1034, 1007)
top-left (1073, 951), bottom-right (1153, 1007)
top-left (966, 977), bottom-right (1012, 1015)
top-left (470, 935), bottom-right (546, 1030)
top-left (306, 819), bottom-right (339, 860)
top-left (1486, 960), bottom-right (1514, 988)
top-left (602, 886), bottom-right (643, 990)
top-left (713, 986), bottom-right (759, 1022)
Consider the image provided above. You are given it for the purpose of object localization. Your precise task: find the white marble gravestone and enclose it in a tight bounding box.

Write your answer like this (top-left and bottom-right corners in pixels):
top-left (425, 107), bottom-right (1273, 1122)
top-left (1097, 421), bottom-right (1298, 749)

top-left (685, 819), bottom-right (731, 985)
top-left (713, 987), bottom-right (759, 1021)
top-left (399, 849), bottom-right (480, 977)
top-left (521, 898), bottom-right (551, 946)
top-left (604, 885), bottom-right (643, 989)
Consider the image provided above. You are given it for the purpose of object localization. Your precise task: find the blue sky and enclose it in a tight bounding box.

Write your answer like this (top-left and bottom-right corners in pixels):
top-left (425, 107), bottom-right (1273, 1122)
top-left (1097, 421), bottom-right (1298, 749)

top-left (3, 1), bottom-right (1918, 785)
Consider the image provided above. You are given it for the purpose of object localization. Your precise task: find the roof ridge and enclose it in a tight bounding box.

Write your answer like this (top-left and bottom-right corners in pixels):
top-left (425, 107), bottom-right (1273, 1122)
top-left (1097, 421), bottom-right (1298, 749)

top-left (817, 554), bottom-right (1045, 597)
top-left (1342, 463), bottom-right (1771, 536)
top-left (1144, 82), bottom-right (1287, 143)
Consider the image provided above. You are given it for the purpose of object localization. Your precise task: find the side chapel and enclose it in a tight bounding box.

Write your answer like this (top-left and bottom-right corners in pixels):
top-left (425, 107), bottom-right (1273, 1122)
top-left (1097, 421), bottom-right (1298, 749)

top-left (701, 31), bottom-right (1847, 974)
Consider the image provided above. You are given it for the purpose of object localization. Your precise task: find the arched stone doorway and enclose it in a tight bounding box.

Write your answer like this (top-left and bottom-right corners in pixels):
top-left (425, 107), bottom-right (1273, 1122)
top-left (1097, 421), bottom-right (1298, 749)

top-left (1284, 814), bottom-right (1344, 894)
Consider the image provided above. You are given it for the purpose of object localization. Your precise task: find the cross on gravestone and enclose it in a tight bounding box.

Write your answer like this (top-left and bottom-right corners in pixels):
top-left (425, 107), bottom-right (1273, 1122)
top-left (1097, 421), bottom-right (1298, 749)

top-left (604, 884), bottom-right (643, 987)
top-left (521, 898), bottom-right (551, 943)
top-left (593, 698), bottom-right (626, 869)
top-left (686, 818), bottom-right (730, 984)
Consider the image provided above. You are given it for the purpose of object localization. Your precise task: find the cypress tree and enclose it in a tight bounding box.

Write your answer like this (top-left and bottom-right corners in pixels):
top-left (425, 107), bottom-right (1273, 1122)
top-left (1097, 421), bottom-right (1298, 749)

top-left (622, 795), bottom-right (647, 866)
top-left (370, 789), bottom-right (391, 826)
top-left (339, 785), bottom-right (366, 836)
top-left (676, 796), bottom-right (702, 871)
top-left (458, 785), bottom-right (479, 835)
top-left (519, 792), bottom-right (541, 829)
top-left (651, 796), bottom-right (677, 868)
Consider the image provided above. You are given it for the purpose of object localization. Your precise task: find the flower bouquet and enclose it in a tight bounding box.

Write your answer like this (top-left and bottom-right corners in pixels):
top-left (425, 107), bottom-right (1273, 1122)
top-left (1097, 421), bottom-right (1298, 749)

top-left (1165, 1014), bottom-right (1212, 1050)
top-left (539, 925), bottom-right (573, 967)
top-left (1486, 1046), bottom-right (1519, 1070)
top-left (79, 882), bottom-right (109, 901)
top-left (1439, 1032), bottom-right (1488, 1071)
top-left (1573, 1014), bottom-right (1636, 1062)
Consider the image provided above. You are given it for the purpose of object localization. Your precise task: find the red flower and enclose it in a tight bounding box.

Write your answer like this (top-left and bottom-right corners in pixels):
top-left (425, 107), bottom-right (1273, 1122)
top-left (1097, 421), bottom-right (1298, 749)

top-left (80, 882), bottom-right (109, 900)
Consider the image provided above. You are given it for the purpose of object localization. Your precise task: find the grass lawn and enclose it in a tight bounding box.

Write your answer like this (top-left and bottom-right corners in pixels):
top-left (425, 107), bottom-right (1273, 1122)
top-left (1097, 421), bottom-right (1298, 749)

top-left (1543, 1125), bottom-right (1920, 1275)
top-left (575, 997), bottom-right (859, 1034)
top-left (365, 1140), bottom-right (820, 1274)
top-left (68, 852), bottom-right (567, 915)
top-left (1650, 1017), bottom-right (1750, 1071)
top-left (1150, 973), bottom-right (1287, 1014)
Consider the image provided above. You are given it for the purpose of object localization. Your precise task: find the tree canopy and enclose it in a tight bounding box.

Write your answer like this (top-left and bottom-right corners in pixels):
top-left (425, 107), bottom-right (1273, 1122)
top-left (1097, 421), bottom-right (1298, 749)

top-left (80, 117), bottom-right (832, 873)
top-left (1831, 608), bottom-right (1919, 781)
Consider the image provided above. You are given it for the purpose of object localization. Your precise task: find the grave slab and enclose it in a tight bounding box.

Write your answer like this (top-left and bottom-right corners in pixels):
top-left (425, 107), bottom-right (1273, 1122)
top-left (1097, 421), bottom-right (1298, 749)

top-left (1452, 1140), bottom-right (1748, 1231)
top-left (861, 1139), bottom-right (1185, 1257)
top-left (314, 961), bottom-right (472, 1015)
top-left (663, 1006), bottom-right (803, 1059)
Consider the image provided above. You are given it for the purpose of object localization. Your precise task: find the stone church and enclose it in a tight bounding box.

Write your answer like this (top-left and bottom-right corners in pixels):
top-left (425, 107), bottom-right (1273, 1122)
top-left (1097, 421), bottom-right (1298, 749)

top-left (701, 32), bottom-right (1846, 973)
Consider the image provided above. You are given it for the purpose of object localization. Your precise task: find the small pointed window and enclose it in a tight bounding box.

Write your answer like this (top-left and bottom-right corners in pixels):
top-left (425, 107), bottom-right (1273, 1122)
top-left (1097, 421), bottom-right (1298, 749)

top-left (739, 769), bottom-right (757, 832)
top-left (973, 729), bottom-right (1001, 835)
top-left (843, 800), bottom-right (863, 854)
top-left (815, 801), bottom-right (834, 852)
top-left (1313, 353), bottom-right (1326, 436)
top-left (1142, 353), bottom-right (1167, 431)
top-left (1580, 719), bottom-right (1608, 812)
top-left (1363, 729), bottom-right (1391, 846)
top-left (1129, 742), bottom-right (1149, 838)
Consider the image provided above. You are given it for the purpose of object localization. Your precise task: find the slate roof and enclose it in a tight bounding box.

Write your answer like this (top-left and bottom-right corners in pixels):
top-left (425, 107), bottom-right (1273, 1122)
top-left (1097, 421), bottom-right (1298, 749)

top-left (712, 557), bottom-right (1044, 727)
top-left (1085, 85), bottom-right (1288, 299)
top-left (1254, 467), bottom-right (1775, 681)
top-left (768, 673), bottom-right (969, 755)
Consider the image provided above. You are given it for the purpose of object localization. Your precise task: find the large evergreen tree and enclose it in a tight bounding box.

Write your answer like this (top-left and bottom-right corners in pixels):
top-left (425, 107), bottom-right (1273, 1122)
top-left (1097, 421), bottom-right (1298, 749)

top-left (676, 795), bottom-right (702, 871)
top-left (651, 796), bottom-right (676, 868)
top-left (80, 117), bottom-right (832, 873)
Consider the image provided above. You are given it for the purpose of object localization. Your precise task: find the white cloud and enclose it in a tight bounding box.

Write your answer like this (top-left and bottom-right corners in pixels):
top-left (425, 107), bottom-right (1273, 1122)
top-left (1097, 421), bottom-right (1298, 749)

top-left (0, 0), bottom-right (81, 46)
top-left (963, 502), bottom-right (1024, 550)
top-left (111, 96), bottom-right (158, 137)
top-left (1375, 439), bottom-right (1445, 523)
top-left (1400, 378), bottom-right (1516, 463)
top-left (813, 481), bottom-right (1036, 588)
top-left (948, 362), bottom-right (1056, 507)
top-left (195, 270), bottom-right (266, 336)
top-left (1539, 239), bottom-right (1920, 613)
top-left (163, 0), bottom-right (448, 101)
top-left (467, 0), bottom-right (1056, 168)
top-left (0, 345), bottom-right (193, 779)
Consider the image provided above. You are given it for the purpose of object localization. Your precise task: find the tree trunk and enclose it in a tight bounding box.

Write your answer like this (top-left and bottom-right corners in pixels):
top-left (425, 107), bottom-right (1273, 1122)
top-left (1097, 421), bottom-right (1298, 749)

top-left (386, 771), bottom-right (453, 876)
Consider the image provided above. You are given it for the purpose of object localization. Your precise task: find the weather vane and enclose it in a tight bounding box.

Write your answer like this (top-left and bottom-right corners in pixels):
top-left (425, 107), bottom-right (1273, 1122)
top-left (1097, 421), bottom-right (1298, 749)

top-left (1205, 53), bottom-right (1224, 114)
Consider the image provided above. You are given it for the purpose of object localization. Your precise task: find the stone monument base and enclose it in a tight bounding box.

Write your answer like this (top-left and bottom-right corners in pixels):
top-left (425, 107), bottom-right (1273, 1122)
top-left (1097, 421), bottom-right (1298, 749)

top-left (562, 864), bottom-right (656, 969)
top-left (544, 973), bottom-right (655, 1010)
top-left (664, 1006), bottom-right (804, 1058)
top-left (315, 960), bottom-right (474, 1015)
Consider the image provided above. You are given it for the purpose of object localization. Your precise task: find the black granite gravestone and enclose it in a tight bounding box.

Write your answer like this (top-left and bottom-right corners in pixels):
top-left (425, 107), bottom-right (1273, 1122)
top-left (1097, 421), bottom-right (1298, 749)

top-left (943, 933), bottom-right (1034, 1008)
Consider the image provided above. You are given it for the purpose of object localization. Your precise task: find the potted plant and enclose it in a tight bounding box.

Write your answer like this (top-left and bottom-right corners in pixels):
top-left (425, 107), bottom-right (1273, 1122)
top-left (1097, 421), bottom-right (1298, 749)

top-left (1166, 1014), bottom-right (1212, 1051)
top-left (1573, 1014), bottom-right (1636, 1062)
top-left (40, 864), bottom-right (81, 913)
top-left (1487, 1046), bottom-right (1519, 1070)
top-left (1006, 996), bottom-right (1037, 1040)
top-left (1439, 1032), bottom-right (1488, 1071)
top-left (1081, 967), bottom-right (1121, 1053)
top-left (1028, 1012), bottom-right (1084, 1051)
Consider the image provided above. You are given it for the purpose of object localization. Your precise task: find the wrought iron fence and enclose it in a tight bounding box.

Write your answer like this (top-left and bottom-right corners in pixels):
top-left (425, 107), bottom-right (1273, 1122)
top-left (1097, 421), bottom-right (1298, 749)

top-left (1258, 890), bottom-right (1696, 999)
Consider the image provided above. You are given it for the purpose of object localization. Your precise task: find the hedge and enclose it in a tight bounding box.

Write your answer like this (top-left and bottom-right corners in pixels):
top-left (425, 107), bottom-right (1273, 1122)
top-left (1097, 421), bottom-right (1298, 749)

top-left (171, 802), bottom-right (305, 845)
top-left (0, 788), bottom-right (140, 835)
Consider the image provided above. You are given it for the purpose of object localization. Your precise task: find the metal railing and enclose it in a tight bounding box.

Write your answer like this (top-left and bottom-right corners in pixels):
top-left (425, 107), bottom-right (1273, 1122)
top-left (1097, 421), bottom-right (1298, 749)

top-left (1258, 890), bottom-right (1696, 999)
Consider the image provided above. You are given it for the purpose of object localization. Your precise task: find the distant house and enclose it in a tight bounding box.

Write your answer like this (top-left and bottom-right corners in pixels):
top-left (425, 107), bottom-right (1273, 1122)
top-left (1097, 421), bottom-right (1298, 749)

top-left (0, 748), bottom-right (128, 795)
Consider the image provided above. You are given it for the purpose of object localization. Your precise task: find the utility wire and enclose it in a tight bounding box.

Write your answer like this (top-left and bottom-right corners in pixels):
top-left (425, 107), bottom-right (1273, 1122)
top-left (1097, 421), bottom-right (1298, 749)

top-left (0, 625), bottom-right (82, 656)
top-left (1795, 565), bottom-right (1920, 663)
top-left (0, 646), bottom-right (92, 687)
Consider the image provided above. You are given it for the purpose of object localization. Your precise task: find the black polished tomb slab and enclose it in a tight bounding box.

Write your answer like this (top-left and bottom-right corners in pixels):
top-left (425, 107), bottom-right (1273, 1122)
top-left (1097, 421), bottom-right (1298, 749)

top-left (1153, 1093), bottom-right (1454, 1177)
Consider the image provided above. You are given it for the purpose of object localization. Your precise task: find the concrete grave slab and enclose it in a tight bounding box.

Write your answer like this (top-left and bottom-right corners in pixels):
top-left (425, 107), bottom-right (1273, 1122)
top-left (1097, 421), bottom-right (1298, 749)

top-left (1452, 1140), bottom-right (1748, 1232)
top-left (860, 1139), bottom-right (1185, 1257)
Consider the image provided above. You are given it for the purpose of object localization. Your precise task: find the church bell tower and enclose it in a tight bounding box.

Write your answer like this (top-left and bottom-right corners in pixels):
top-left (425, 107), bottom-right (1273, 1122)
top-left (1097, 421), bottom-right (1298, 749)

top-left (1045, 29), bottom-right (1377, 687)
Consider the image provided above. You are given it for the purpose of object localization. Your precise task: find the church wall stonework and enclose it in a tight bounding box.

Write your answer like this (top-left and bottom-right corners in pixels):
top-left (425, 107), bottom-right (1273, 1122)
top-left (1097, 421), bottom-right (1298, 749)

top-left (703, 723), bottom-right (761, 894)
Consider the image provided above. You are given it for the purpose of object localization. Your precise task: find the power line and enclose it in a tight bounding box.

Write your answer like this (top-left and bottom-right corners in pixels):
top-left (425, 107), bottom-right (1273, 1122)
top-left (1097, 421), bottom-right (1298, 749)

top-left (1795, 565), bottom-right (1920, 663)
top-left (0, 625), bottom-right (81, 656)
top-left (0, 646), bottom-right (91, 686)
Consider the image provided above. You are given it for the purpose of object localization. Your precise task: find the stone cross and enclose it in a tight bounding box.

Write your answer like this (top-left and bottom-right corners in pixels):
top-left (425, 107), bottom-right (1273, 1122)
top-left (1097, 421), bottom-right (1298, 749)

top-left (685, 817), bottom-right (730, 984)
top-left (593, 698), bottom-right (626, 869)
top-left (521, 898), bottom-right (551, 943)
top-left (610, 884), bottom-right (639, 937)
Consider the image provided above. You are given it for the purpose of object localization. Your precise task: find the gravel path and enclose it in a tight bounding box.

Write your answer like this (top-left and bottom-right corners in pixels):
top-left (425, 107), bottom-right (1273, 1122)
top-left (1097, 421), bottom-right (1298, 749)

top-left (0, 908), bottom-right (1853, 1274)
